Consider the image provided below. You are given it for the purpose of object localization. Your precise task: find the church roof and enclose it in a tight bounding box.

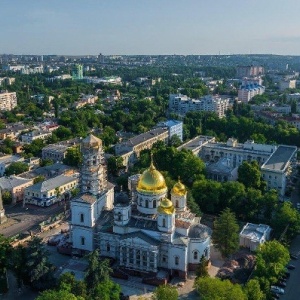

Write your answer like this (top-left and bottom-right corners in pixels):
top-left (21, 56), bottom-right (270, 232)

top-left (82, 134), bottom-right (102, 149)
top-left (120, 231), bottom-right (160, 246)
top-left (188, 224), bottom-right (212, 240)
top-left (73, 193), bottom-right (97, 204)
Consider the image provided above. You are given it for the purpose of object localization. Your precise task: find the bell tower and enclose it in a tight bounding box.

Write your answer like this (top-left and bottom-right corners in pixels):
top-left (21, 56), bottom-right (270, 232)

top-left (80, 135), bottom-right (107, 195)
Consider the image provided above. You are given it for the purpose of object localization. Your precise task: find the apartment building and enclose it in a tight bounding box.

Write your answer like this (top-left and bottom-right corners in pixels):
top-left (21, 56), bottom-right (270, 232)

top-left (238, 83), bottom-right (265, 103)
top-left (0, 91), bottom-right (17, 111)
top-left (169, 94), bottom-right (230, 118)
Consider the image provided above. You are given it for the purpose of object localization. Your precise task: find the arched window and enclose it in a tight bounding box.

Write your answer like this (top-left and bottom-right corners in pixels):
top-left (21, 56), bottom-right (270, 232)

top-left (175, 256), bottom-right (179, 265)
top-left (118, 212), bottom-right (122, 221)
top-left (107, 243), bottom-right (110, 252)
top-left (145, 200), bottom-right (149, 208)
top-left (153, 199), bottom-right (157, 208)
top-left (193, 251), bottom-right (198, 260)
top-left (176, 200), bottom-right (179, 208)
top-left (162, 219), bottom-right (166, 227)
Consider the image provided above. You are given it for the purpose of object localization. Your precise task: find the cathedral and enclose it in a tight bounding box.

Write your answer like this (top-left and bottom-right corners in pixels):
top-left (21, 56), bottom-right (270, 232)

top-left (71, 134), bottom-right (212, 279)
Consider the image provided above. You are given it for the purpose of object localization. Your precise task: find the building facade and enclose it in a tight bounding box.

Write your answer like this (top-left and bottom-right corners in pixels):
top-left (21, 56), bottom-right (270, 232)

top-left (169, 94), bottom-right (230, 118)
top-left (0, 91), bottom-right (17, 111)
top-left (238, 83), bottom-right (265, 103)
top-left (71, 145), bottom-right (211, 279)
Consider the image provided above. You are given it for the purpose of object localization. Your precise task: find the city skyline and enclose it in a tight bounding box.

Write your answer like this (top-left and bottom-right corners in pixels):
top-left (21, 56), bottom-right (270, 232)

top-left (1, 0), bottom-right (300, 56)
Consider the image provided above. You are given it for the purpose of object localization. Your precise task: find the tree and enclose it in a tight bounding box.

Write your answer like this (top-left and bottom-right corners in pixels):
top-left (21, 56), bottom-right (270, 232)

top-left (2, 190), bottom-right (12, 205)
top-left (107, 156), bottom-right (124, 176)
top-left (244, 279), bottom-right (265, 300)
top-left (212, 208), bottom-right (239, 258)
top-left (194, 277), bottom-right (246, 300)
top-left (153, 284), bottom-right (178, 300)
top-left (0, 235), bottom-right (12, 293)
top-left (58, 272), bottom-right (87, 299)
top-left (36, 289), bottom-right (79, 300)
top-left (5, 162), bottom-right (29, 176)
top-left (238, 161), bottom-right (264, 190)
top-left (196, 255), bottom-right (209, 278)
top-left (40, 158), bottom-right (54, 167)
top-left (25, 237), bottom-right (55, 290)
top-left (63, 146), bottom-right (82, 167)
top-left (22, 138), bottom-right (45, 157)
top-left (272, 202), bottom-right (300, 240)
top-left (169, 134), bottom-right (182, 147)
top-left (34, 175), bottom-right (45, 184)
top-left (93, 279), bottom-right (121, 300)
top-left (254, 240), bottom-right (290, 285)
top-left (84, 250), bottom-right (112, 294)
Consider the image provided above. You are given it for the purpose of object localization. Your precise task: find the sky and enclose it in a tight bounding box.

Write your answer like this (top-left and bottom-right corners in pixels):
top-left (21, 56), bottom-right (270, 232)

top-left (1, 0), bottom-right (300, 56)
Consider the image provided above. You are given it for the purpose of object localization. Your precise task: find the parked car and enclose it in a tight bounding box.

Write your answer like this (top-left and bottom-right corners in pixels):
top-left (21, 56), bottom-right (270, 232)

top-left (290, 253), bottom-right (298, 260)
top-left (271, 286), bottom-right (285, 295)
top-left (276, 281), bottom-right (287, 288)
top-left (287, 264), bottom-right (296, 270)
top-left (271, 293), bottom-right (280, 299)
top-left (282, 271), bottom-right (290, 279)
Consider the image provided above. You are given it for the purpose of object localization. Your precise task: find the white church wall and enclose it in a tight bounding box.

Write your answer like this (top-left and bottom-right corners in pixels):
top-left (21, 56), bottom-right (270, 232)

top-left (188, 238), bottom-right (210, 264)
top-left (71, 202), bottom-right (95, 227)
top-left (72, 226), bottom-right (94, 251)
top-left (169, 245), bottom-right (187, 271)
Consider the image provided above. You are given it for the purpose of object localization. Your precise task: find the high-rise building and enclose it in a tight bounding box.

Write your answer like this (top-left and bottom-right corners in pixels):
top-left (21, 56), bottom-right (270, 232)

top-left (236, 65), bottom-right (264, 78)
top-left (98, 53), bottom-right (105, 64)
top-left (0, 91), bottom-right (17, 111)
top-left (72, 64), bottom-right (83, 80)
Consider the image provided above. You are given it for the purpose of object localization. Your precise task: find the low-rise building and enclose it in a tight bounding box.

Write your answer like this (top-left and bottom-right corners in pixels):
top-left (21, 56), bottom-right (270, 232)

top-left (239, 223), bottom-right (271, 251)
top-left (21, 130), bottom-right (52, 143)
top-left (0, 155), bottom-right (24, 176)
top-left (177, 135), bottom-right (215, 156)
top-left (24, 174), bottom-right (79, 207)
top-left (206, 158), bottom-right (238, 182)
top-left (279, 79), bottom-right (296, 91)
top-left (0, 175), bottom-right (33, 204)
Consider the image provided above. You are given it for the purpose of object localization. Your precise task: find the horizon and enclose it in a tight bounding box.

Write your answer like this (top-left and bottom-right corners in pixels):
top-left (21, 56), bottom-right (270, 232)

top-left (2, 0), bottom-right (300, 56)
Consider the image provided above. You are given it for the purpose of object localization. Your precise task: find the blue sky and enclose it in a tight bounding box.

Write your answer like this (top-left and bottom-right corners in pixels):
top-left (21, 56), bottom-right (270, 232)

top-left (1, 0), bottom-right (300, 55)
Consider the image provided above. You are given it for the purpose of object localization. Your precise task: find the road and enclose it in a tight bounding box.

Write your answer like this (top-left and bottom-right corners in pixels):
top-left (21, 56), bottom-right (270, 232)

top-left (279, 235), bottom-right (300, 300)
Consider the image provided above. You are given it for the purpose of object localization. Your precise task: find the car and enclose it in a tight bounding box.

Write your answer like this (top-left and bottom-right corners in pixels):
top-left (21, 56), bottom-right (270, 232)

top-left (282, 271), bottom-right (290, 279)
top-left (290, 253), bottom-right (298, 260)
top-left (271, 286), bottom-right (285, 295)
top-left (271, 293), bottom-right (280, 299)
top-left (276, 281), bottom-right (287, 288)
top-left (287, 264), bottom-right (296, 270)
top-left (297, 203), bottom-right (300, 209)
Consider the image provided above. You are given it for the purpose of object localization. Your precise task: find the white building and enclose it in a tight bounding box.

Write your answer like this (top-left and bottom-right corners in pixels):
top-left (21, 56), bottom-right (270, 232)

top-left (239, 223), bottom-right (271, 251)
top-left (0, 155), bottom-right (24, 176)
top-left (169, 94), bottom-right (230, 118)
top-left (279, 79), bottom-right (296, 91)
top-left (157, 120), bottom-right (183, 141)
top-left (238, 83), bottom-right (265, 103)
top-left (0, 91), bottom-right (17, 111)
top-left (21, 130), bottom-right (52, 143)
top-left (71, 137), bottom-right (212, 279)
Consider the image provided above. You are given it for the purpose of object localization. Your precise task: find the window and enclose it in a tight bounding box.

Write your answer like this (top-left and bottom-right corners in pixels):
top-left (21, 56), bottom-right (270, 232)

top-left (176, 200), bottom-right (179, 208)
top-left (162, 219), bottom-right (166, 227)
top-left (175, 256), bottom-right (179, 266)
top-left (145, 200), bottom-right (149, 208)
top-left (80, 213), bottom-right (84, 223)
top-left (118, 212), bottom-right (122, 221)
top-left (81, 237), bottom-right (85, 245)
top-left (193, 251), bottom-right (198, 260)
top-left (153, 199), bottom-right (156, 208)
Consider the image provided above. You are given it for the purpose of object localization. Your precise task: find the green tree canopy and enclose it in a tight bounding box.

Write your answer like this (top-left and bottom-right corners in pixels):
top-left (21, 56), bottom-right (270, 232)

top-left (153, 284), bottom-right (178, 300)
top-left (63, 146), bottom-right (82, 167)
top-left (5, 161), bottom-right (29, 176)
top-left (195, 277), bottom-right (246, 300)
top-left (238, 161), bottom-right (264, 191)
top-left (36, 289), bottom-right (80, 300)
top-left (244, 279), bottom-right (265, 300)
top-left (212, 208), bottom-right (239, 258)
top-left (254, 240), bottom-right (290, 285)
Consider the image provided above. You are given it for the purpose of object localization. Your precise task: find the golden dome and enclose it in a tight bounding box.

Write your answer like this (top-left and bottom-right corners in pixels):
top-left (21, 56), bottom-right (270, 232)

top-left (172, 179), bottom-right (186, 196)
top-left (137, 161), bottom-right (167, 193)
top-left (157, 198), bottom-right (175, 214)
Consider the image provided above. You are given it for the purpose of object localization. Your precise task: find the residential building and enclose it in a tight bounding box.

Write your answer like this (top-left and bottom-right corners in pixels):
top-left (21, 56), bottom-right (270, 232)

top-left (0, 155), bottom-right (24, 176)
top-left (169, 94), bottom-right (230, 118)
top-left (71, 142), bottom-right (212, 279)
top-left (21, 130), bottom-right (52, 143)
top-left (115, 128), bottom-right (168, 168)
top-left (236, 65), bottom-right (264, 78)
top-left (156, 120), bottom-right (183, 141)
top-left (279, 79), bottom-right (296, 91)
top-left (73, 94), bottom-right (98, 109)
top-left (239, 223), bottom-right (271, 251)
top-left (24, 174), bottom-right (79, 207)
top-left (0, 176), bottom-right (33, 204)
top-left (0, 123), bottom-right (29, 140)
top-left (0, 91), bottom-right (17, 111)
top-left (72, 64), bottom-right (83, 80)
top-left (238, 83), bottom-right (265, 103)
top-left (0, 77), bottom-right (15, 86)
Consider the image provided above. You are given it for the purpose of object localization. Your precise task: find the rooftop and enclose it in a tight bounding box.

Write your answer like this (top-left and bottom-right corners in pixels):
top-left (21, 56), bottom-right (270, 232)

top-left (0, 175), bottom-right (33, 189)
top-left (177, 135), bottom-right (215, 152)
top-left (261, 145), bottom-right (297, 172)
top-left (240, 223), bottom-right (271, 242)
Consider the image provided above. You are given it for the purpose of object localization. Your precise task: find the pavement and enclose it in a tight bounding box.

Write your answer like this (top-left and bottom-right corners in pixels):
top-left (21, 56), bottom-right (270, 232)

top-left (0, 202), bottom-right (67, 238)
